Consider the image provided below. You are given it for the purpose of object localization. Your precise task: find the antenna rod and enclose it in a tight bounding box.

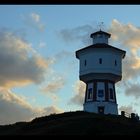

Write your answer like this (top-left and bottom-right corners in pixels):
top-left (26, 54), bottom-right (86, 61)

top-left (98, 22), bottom-right (104, 31)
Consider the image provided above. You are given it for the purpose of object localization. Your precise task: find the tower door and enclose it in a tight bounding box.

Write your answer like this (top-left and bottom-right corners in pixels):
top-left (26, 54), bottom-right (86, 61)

top-left (98, 106), bottom-right (104, 114)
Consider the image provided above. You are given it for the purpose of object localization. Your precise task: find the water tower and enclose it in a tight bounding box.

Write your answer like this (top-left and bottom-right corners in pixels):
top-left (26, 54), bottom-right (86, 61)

top-left (75, 30), bottom-right (126, 115)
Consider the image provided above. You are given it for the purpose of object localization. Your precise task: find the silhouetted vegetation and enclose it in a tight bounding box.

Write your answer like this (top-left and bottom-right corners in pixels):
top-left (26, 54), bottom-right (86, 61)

top-left (0, 111), bottom-right (140, 135)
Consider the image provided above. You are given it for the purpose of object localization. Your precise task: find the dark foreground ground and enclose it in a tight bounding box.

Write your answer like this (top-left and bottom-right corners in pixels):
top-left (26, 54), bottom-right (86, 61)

top-left (0, 111), bottom-right (140, 135)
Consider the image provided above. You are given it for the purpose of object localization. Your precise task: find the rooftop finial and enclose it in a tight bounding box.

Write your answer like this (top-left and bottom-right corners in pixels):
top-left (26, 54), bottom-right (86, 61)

top-left (98, 22), bottom-right (104, 31)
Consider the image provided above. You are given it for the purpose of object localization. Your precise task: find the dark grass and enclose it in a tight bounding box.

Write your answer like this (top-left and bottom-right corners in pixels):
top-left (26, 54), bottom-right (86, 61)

top-left (0, 111), bottom-right (140, 135)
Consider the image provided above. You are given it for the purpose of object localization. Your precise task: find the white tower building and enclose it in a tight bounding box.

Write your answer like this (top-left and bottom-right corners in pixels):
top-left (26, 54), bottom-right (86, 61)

top-left (76, 30), bottom-right (126, 115)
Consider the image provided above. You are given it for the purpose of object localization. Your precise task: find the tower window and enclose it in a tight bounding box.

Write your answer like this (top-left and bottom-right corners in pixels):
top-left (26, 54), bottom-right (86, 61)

top-left (109, 88), bottom-right (114, 99)
top-left (87, 88), bottom-right (92, 99)
top-left (84, 60), bottom-right (87, 66)
top-left (99, 58), bottom-right (102, 64)
top-left (115, 60), bottom-right (117, 66)
top-left (98, 90), bottom-right (104, 98)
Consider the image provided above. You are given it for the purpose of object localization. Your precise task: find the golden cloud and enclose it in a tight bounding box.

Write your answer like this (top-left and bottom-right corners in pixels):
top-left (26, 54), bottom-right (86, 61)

top-left (69, 80), bottom-right (86, 106)
top-left (0, 29), bottom-right (50, 88)
top-left (0, 88), bottom-right (63, 125)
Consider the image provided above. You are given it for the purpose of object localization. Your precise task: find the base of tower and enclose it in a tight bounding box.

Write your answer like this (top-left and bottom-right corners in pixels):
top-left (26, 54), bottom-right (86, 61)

top-left (83, 102), bottom-right (118, 115)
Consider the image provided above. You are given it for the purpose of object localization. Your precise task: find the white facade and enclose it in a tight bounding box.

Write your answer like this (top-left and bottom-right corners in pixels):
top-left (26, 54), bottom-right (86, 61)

top-left (84, 102), bottom-right (118, 115)
top-left (76, 30), bottom-right (126, 115)
top-left (79, 48), bottom-right (122, 77)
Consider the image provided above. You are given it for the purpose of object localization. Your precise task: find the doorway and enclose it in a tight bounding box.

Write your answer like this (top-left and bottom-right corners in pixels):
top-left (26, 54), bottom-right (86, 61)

top-left (98, 106), bottom-right (104, 114)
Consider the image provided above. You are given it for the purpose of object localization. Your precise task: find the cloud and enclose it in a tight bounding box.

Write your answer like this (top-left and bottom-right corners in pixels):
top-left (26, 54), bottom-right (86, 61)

top-left (122, 54), bottom-right (140, 81)
top-left (30, 13), bottom-right (40, 23)
top-left (124, 83), bottom-right (140, 98)
top-left (22, 12), bottom-right (45, 32)
top-left (0, 88), bottom-right (38, 125)
top-left (38, 42), bottom-right (47, 48)
top-left (69, 80), bottom-right (86, 106)
top-left (59, 24), bottom-right (95, 45)
top-left (0, 29), bottom-right (64, 125)
top-left (119, 105), bottom-right (136, 114)
top-left (108, 19), bottom-right (140, 80)
top-left (52, 50), bottom-right (77, 73)
top-left (54, 50), bottom-right (74, 60)
top-left (109, 19), bottom-right (140, 49)
top-left (108, 19), bottom-right (140, 99)
top-left (41, 76), bottom-right (65, 94)
top-left (0, 29), bottom-right (50, 88)
top-left (0, 88), bottom-right (63, 125)
top-left (42, 106), bottom-right (63, 116)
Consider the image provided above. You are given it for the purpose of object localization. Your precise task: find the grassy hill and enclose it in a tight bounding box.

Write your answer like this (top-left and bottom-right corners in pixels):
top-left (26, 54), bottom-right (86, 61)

top-left (0, 111), bottom-right (140, 135)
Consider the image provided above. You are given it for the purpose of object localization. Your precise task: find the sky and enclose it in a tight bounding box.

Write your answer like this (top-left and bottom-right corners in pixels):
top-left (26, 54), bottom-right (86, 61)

top-left (0, 5), bottom-right (140, 124)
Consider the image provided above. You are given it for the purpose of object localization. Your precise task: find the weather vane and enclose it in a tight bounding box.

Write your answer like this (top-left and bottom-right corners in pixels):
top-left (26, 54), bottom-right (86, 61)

top-left (98, 22), bottom-right (104, 31)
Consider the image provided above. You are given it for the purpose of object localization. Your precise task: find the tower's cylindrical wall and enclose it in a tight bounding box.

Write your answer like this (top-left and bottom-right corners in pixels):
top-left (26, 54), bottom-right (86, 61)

top-left (84, 102), bottom-right (118, 115)
top-left (75, 31), bottom-right (126, 115)
top-left (85, 80), bottom-right (116, 103)
top-left (79, 48), bottom-right (122, 83)
top-left (84, 80), bottom-right (118, 115)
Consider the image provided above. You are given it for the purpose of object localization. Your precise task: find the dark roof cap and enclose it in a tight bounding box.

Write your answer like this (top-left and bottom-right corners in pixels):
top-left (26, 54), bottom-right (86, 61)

top-left (76, 43), bottom-right (126, 59)
top-left (90, 30), bottom-right (111, 38)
